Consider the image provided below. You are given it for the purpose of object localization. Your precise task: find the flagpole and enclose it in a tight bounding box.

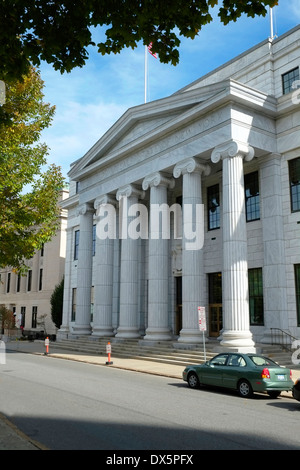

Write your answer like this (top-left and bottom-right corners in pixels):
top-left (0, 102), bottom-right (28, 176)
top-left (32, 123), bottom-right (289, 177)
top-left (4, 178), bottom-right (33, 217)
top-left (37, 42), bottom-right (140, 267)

top-left (144, 45), bottom-right (147, 103)
top-left (269, 7), bottom-right (274, 40)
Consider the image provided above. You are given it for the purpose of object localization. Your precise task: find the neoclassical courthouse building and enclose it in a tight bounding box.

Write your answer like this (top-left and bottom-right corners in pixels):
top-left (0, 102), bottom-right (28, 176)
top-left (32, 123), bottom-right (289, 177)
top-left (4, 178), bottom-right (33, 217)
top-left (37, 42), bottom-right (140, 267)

top-left (59, 25), bottom-right (300, 352)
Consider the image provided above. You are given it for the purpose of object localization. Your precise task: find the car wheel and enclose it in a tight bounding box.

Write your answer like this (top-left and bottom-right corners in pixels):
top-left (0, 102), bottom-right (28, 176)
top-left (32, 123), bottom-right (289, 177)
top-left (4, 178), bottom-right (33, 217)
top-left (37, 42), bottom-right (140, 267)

top-left (238, 379), bottom-right (253, 398)
top-left (187, 372), bottom-right (200, 389)
top-left (267, 391), bottom-right (281, 399)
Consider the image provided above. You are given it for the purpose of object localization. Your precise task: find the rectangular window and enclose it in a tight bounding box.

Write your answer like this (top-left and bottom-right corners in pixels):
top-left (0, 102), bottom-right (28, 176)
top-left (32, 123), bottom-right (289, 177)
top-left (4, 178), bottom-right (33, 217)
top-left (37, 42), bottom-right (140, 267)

top-left (282, 67), bottom-right (299, 95)
top-left (71, 288), bottom-right (77, 322)
top-left (6, 272), bottom-right (11, 293)
top-left (17, 274), bottom-right (21, 292)
top-left (207, 184), bottom-right (220, 230)
top-left (289, 158), bottom-right (300, 212)
top-left (248, 268), bottom-right (264, 326)
top-left (91, 286), bottom-right (94, 322)
top-left (32, 306), bottom-right (37, 328)
top-left (27, 270), bottom-right (32, 291)
top-left (245, 171), bottom-right (260, 222)
top-left (39, 268), bottom-right (43, 291)
top-left (20, 306), bottom-right (26, 328)
top-left (74, 230), bottom-right (80, 260)
top-left (295, 265), bottom-right (300, 327)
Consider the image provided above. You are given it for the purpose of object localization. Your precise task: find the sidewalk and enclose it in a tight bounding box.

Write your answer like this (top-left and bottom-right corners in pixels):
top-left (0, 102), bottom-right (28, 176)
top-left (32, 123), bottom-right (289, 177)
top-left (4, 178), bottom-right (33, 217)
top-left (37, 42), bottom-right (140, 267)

top-left (1, 339), bottom-right (300, 450)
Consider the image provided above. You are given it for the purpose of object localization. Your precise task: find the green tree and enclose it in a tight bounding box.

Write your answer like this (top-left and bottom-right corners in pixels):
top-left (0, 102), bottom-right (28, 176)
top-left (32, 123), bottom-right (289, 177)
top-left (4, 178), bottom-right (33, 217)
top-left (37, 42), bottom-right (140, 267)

top-left (50, 277), bottom-right (64, 330)
top-left (0, 0), bottom-right (278, 81)
top-left (0, 67), bottom-right (64, 272)
top-left (0, 306), bottom-right (15, 333)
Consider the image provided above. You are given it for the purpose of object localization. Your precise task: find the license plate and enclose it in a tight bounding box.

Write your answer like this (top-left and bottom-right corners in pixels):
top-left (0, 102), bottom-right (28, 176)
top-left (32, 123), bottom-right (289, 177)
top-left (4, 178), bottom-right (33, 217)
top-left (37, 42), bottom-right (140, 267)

top-left (277, 374), bottom-right (285, 381)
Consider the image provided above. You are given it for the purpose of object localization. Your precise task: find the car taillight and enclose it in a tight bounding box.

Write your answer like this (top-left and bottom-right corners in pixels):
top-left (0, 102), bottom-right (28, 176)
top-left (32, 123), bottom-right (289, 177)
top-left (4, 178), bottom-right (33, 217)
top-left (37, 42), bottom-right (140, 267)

top-left (290, 370), bottom-right (292, 380)
top-left (261, 368), bottom-right (270, 379)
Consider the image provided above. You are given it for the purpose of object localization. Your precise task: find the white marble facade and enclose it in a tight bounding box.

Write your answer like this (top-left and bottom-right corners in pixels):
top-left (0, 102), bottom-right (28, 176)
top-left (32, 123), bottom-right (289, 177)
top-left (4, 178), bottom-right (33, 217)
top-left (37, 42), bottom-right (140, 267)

top-left (59, 26), bottom-right (300, 351)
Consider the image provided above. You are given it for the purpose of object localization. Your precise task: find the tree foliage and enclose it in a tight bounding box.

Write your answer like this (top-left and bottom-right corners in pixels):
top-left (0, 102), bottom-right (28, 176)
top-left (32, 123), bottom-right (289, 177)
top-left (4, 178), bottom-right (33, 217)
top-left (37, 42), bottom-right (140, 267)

top-left (50, 277), bottom-right (64, 330)
top-left (0, 306), bottom-right (15, 332)
top-left (0, 0), bottom-right (278, 81)
top-left (0, 67), bottom-right (64, 272)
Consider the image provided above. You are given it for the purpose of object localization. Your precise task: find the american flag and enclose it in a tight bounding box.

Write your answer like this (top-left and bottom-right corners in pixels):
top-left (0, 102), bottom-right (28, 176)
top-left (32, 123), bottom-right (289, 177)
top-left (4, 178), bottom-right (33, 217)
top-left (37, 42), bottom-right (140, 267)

top-left (148, 43), bottom-right (157, 58)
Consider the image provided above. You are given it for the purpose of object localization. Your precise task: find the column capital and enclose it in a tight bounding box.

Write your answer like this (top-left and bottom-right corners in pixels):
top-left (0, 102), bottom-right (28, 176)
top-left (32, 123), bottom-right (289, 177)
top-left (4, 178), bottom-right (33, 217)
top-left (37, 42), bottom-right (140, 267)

top-left (116, 184), bottom-right (145, 201)
top-left (142, 172), bottom-right (175, 191)
top-left (76, 202), bottom-right (94, 217)
top-left (94, 194), bottom-right (117, 211)
top-left (173, 157), bottom-right (211, 179)
top-left (211, 140), bottom-right (254, 164)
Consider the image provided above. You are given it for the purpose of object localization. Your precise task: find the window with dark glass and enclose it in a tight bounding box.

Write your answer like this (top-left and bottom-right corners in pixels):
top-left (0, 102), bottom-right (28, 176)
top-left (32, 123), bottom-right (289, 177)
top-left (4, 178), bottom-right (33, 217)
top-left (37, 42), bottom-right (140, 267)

top-left (6, 272), bottom-right (11, 293)
top-left (207, 184), bottom-right (220, 230)
top-left (17, 274), bottom-right (21, 292)
top-left (282, 67), bottom-right (299, 95)
top-left (71, 288), bottom-right (77, 322)
top-left (74, 230), bottom-right (80, 260)
top-left (32, 306), bottom-right (37, 328)
top-left (295, 265), bottom-right (300, 327)
top-left (244, 171), bottom-right (260, 222)
top-left (39, 268), bottom-right (43, 291)
top-left (27, 270), bottom-right (32, 291)
top-left (248, 268), bottom-right (264, 326)
top-left (289, 158), bottom-right (300, 212)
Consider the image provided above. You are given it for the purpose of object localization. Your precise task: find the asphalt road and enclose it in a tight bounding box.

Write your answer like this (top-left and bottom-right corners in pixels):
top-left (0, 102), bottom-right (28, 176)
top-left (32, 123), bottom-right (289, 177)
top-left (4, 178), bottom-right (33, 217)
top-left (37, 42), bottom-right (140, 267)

top-left (0, 350), bottom-right (300, 451)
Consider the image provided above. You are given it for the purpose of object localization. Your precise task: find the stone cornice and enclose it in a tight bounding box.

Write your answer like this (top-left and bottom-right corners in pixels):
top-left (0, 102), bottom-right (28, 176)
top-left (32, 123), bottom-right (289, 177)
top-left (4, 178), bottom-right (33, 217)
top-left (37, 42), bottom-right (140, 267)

top-left (173, 157), bottom-right (211, 178)
top-left (142, 172), bottom-right (175, 191)
top-left (211, 140), bottom-right (255, 164)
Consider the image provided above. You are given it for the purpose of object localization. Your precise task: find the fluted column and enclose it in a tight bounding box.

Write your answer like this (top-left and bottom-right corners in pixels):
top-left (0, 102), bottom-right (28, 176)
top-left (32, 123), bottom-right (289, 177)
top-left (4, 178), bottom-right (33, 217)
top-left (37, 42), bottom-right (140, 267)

top-left (142, 172), bottom-right (175, 341)
top-left (58, 226), bottom-right (73, 338)
top-left (116, 184), bottom-right (145, 338)
top-left (92, 195), bottom-right (116, 336)
top-left (73, 203), bottom-right (94, 335)
top-left (211, 140), bottom-right (256, 352)
top-left (173, 158), bottom-right (210, 343)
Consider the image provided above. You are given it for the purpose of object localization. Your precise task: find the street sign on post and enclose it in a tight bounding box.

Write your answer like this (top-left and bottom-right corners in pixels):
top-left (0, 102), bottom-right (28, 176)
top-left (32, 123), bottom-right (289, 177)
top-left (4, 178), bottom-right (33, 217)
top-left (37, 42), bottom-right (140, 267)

top-left (198, 306), bottom-right (207, 362)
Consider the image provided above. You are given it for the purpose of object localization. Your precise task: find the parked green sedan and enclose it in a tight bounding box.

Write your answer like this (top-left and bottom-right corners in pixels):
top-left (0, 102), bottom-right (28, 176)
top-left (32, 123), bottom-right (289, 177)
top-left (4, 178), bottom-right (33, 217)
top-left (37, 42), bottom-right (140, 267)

top-left (183, 353), bottom-right (294, 398)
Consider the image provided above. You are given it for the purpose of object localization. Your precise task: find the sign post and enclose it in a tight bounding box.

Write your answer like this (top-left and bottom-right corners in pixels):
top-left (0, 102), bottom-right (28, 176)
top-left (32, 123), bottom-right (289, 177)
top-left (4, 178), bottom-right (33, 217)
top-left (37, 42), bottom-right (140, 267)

top-left (198, 306), bottom-right (207, 362)
top-left (44, 337), bottom-right (50, 355)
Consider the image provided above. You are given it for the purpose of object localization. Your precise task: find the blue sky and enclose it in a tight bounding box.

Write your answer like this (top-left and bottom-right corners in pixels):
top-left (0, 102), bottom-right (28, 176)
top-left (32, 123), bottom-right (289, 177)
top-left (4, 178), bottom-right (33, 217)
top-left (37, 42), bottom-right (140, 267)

top-left (39, 0), bottom-right (300, 180)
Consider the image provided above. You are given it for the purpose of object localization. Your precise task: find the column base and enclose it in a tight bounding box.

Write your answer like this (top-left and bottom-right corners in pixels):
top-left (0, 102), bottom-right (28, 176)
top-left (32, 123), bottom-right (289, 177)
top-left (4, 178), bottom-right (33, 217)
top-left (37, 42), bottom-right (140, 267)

top-left (220, 330), bottom-right (256, 353)
top-left (143, 327), bottom-right (172, 341)
top-left (72, 324), bottom-right (92, 335)
top-left (115, 327), bottom-right (140, 339)
top-left (178, 329), bottom-right (203, 344)
top-left (92, 327), bottom-right (115, 337)
top-left (56, 326), bottom-right (69, 340)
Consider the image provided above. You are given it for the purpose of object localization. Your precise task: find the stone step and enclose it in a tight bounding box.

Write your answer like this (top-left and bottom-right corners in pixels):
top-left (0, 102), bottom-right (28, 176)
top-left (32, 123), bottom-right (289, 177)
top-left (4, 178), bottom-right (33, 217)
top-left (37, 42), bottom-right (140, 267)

top-left (55, 337), bottom-right (215, 366)
top-left (55, 337), bottom-right (297, 368)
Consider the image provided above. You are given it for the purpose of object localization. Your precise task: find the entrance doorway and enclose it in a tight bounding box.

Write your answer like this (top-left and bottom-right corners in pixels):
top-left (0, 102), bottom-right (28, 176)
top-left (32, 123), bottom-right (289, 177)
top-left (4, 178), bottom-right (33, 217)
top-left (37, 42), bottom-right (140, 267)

top-left (175, 276), bottom-right (182, 336)
top-left (208, 272), bottom-right (222, 337)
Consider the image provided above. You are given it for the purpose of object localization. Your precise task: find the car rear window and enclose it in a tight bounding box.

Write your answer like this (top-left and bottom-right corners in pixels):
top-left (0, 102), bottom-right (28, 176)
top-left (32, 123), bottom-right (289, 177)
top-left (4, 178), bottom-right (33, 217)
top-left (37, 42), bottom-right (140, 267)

top-left (249, 356), bottom-right (278, 367)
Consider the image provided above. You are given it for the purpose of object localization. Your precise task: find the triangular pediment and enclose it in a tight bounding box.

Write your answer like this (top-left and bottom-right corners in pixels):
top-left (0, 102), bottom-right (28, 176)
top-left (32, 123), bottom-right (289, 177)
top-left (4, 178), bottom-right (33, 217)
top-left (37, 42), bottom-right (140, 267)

top-left (69, 79), bottom-right (272, 180)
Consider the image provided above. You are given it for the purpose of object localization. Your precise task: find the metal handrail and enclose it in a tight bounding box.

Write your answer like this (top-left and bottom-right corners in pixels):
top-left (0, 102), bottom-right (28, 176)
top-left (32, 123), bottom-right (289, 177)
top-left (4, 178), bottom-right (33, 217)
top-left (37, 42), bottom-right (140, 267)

top-left (270, 328), bottom-right (298, 351)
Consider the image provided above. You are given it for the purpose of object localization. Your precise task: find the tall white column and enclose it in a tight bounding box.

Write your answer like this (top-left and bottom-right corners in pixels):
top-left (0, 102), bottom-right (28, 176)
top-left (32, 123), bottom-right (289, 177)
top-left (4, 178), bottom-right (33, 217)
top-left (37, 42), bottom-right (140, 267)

top-left (73, 203), bottom-right (94, 335)
top-left (142, 172), bottom-right (175, 341)
top-left (211, 140), bottom-right (256, 352)
top-left (173, 158), bottom-right (210, 343)
top-left (58, 226), bottom-right (73, 338)
top-left (116, 184), bottom-right (145, 338)
top-left (92, 195), bottom-right (116, 336)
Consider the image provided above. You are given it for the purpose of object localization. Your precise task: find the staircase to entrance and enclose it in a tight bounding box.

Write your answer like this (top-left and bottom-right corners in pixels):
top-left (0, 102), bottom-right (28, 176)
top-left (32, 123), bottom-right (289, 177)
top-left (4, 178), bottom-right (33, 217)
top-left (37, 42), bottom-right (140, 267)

top-left (55, 336), bottom-right (298, 368)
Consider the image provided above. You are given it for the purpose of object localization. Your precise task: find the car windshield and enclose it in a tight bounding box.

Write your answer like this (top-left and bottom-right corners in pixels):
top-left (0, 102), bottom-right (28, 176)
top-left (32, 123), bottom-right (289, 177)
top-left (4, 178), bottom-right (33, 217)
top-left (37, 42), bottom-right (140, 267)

top-left (249, 355), bottom-right (278, 367)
